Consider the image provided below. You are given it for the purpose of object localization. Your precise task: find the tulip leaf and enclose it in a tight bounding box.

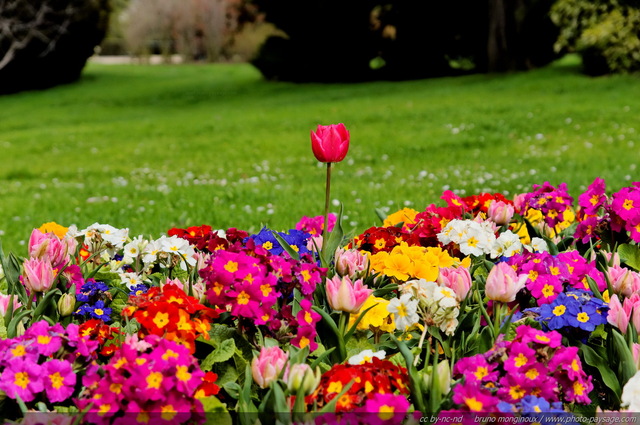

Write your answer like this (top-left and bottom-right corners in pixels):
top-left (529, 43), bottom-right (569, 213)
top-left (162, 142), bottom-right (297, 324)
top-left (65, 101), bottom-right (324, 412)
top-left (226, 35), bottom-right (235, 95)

top-left (31, 289), bottom-right (61, 322)
top-left (271, 231), bottom-right (300, 261)
top-left (618, 243), bottom-right (640, 271)
top-left (375, 208), bottom-right (388, 223)
top-left (580, 344), bottom-right (621, 399)
top-left (610, 329), bottom-right (637, 385)
top-left (202, 338), bottom-right (236, 371)
top-left (322, 202), bottom-right (344, 268)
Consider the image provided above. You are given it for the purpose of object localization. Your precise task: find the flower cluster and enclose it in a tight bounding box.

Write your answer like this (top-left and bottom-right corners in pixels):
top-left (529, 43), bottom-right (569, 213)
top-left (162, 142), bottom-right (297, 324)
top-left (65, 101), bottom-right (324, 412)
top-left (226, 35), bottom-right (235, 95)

top-left (349, 226), bottom-right (420, 254)
top-left (529, 290), bottom-right (609, 333)
top-left (168, 224), bottom-right (230, 252)
top-left (517, 181), bottom-right (575, 231)
top-left (295, 213), bottom-right (336, 236)
top-left (450, 325), bottom-right (593, 411)
top-left (201, 240), bottom-right (324, 350)
top-left (245, 227), bottom-right (312, 256)
top-left (395, 278), bottom-right (461, 335)
top-left (370, 243), bottom-right (455, 282)
top-left (576, 179), bottom-right (640, 244)
top-left (77, 335), bottom-right (210, 425)
top-left (508, 251), bottom-right (606, 305)
top-left (79, 318), bottom-right (122, 357)
top-left (307, 357), bottom-right (410, 415)
top-left (74, 279), bottom-right (113, 322)
top-left (123, 283), bottom-right (220, 353)
top-left (0, 321), bottom-right (97, 404)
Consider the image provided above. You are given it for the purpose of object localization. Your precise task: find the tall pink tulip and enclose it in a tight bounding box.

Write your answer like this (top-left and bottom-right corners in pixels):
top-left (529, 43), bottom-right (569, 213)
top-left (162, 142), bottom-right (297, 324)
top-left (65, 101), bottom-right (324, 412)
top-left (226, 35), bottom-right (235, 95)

top-left (485, 262), bottom-right (527, 303)
top-left (437, 266), bottom-right (472, 302)
top-left (251, 346), bottom-right (288, 389)
top-left (22, 258), bottom-right (56, 293)
top-left (310, 123), bottom-right (350, 163)
top-left (325, 275), bottom-right (373, 314)
top-left (311, 123), bottom-right (350, 257)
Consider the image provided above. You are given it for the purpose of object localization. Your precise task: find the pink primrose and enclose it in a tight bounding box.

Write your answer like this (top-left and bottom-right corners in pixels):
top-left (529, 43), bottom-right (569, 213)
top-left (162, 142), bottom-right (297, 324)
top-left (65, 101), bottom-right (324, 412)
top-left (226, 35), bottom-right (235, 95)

top-left (43, 359), bottom-right (76, 403)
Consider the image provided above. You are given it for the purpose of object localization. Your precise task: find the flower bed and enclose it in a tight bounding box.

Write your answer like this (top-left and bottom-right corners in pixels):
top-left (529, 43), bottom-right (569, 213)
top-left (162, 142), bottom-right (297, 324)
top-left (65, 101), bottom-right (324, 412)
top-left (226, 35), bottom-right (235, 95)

top-left (1, 125), bottom-right (640, 424)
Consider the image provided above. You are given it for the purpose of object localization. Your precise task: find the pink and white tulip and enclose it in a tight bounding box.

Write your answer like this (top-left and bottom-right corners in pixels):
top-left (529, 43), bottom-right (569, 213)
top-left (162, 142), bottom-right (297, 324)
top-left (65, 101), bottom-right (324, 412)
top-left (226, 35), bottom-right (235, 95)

top-left (485, 262), bottom-right (527, 303)
top-left (325, 275), bottom-right (373, 314)
top-left (251, 346), bottom-right (288, 389)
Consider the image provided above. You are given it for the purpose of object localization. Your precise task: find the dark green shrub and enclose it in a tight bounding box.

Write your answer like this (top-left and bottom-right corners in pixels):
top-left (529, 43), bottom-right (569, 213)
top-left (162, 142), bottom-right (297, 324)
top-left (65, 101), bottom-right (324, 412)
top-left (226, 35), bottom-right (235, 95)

top-left (551, 0), bottom-right (640, 75)
top-left (0, 0), bottom-right (110, 94)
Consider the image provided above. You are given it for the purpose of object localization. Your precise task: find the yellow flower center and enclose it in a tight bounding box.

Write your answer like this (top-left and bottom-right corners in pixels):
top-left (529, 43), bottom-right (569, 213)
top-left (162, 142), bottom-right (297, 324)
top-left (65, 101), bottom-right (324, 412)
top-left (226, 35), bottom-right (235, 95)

top-left (378, 405), bottom-right (395, 421)
top-left (541, 284), bottom-right (555, 298)
top-left (474, 366), bottom-right (489, 380)
top-left (553, 305), bottom-right (566, 316)
top-left (176, 365), bottom-right (191, 382)
top-left (624, 199), bottom-right (634, 210)
top-left (262, 241), bottom-right (273, 250)
top-left (49, 372), bottom-right (65, 389)
top-left (514, 353), bottom-right (528, 367)
top-left (152, 312), bottom-right (169, 329)
top-left (146, 372), bottom-right (163, 389)
top-left (464, 397), bottom-right (483, 412)
top-left (577, 312), bottom-right (589, 323)
top-left (14, 372), bottom-right (30, 389)
top-left (224, 260), bottom-right (239, 273)
top-left (237, 291), bottom-right (250, 305)
top-left (327, 381), bottom-right (343, 393)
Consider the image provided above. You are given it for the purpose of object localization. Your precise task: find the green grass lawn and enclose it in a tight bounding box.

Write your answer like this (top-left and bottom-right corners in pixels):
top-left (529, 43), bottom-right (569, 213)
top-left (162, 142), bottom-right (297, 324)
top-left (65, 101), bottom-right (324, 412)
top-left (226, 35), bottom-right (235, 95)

top-left (1, 56), bottom-right (639, 254)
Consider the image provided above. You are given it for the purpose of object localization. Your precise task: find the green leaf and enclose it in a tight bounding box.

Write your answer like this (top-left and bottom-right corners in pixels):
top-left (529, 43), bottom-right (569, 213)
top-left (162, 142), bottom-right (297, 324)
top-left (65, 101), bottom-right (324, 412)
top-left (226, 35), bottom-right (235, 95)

top-left (618, 243), bottom-right (640, 271)
top-left (201, 339), bottom-right (236, 371)
top-left (321, 202), bottom-right (344, 267)
top-left (375, 208), bottom-right (388, 223)
top-left (31, 289), bottom-right (62, 321)
top-left (272, 231), bottom-right (300, 261)
top-left (580, 344), bottom-right (621, 399)
top-left (611, 329), bottom-right (637, 385)
top-left (201, 396), bottom-right (232, 425)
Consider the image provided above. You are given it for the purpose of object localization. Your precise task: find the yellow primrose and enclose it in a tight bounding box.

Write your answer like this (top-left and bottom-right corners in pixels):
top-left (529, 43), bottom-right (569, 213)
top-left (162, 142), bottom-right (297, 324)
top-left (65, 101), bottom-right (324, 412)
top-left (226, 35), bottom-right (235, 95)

top-left (349, 296), bottom-right (395, 332)
top-left (383, 208), bottom-right (419, 228)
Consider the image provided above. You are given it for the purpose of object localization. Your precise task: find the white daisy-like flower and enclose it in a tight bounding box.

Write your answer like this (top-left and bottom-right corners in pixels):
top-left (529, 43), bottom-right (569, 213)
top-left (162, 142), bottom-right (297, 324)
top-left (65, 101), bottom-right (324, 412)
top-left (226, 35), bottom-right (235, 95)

top-left (120, 272), bottom-right (144, 289)
top-left (490, 230), bottom-right (523, 259)
top-left (526, 237), bottom-right (549, 253)
top-left (387, 293), bottom-right (420, 331)
top-left (348, 349), bottom-right (386, 365)
top-left (431, 286), bottom-right (458, 309)
top-left (621, 370), bottom-right (640, 411)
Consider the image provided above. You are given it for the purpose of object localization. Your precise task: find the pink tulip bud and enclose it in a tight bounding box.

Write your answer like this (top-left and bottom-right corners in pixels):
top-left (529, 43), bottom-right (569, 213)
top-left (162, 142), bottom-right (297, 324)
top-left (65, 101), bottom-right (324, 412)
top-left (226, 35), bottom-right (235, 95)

top-left (310, 123), bottom-right (350, 163)
top-left (285, 363), bottom-right (321, 395)
top-left (607, 294), bottom-right (631, 334)
top-left (512, 193), bottom-right (528, 214)
top-left (0, 293), bottom-right (22, 316)
top-left (22, 258), bottom-right (56, 293)
top-left (487, 201), bottom-right (515, 225)
top-left (606, 265), bottom-right (640, 297)
top-left (325, 275), bottom-right (373, 314)
top-left (28, 229), bottom-right (74, 270)
top-left (251, 346), bottom-right (288, 389)
top-left (437, 266), bottom-right (472, 302)
top-left (334, 248), bottom-right (369, 278)
top-left (485, 262), bottom-right (527, 303)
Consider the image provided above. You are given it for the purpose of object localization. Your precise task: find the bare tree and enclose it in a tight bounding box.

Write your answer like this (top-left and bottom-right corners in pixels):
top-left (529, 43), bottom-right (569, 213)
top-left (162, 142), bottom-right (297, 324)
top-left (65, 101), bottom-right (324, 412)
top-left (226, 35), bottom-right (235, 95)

top-left (0, 1), bottom-right (75, 70)
top-left (0, 0), bottom-right (110, 93)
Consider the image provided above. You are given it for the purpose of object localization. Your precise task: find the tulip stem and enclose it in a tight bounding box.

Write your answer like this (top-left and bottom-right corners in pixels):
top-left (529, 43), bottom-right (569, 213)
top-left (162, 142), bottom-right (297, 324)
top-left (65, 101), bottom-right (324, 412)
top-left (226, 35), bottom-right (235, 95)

top-left (322, 163), bottom-right (332, 245)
